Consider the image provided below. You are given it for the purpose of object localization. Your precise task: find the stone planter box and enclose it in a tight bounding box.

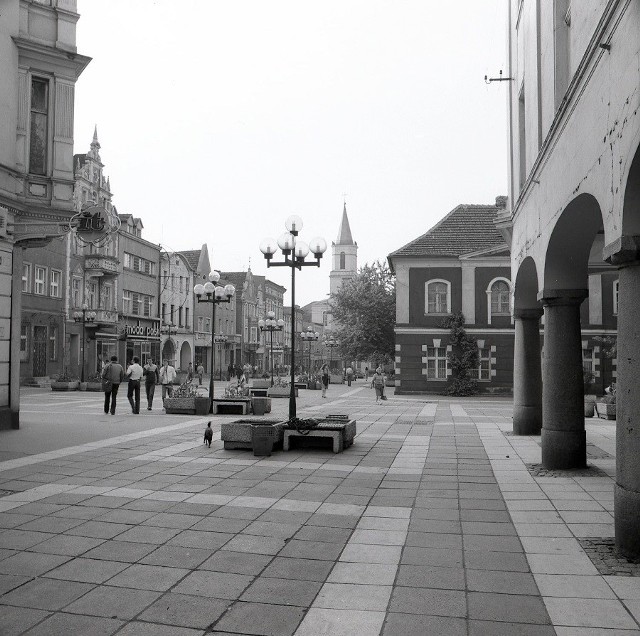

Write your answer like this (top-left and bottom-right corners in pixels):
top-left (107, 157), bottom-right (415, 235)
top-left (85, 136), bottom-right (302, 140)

top-left (195, 397), bottom-right (210, 415)
top-left (164, 397), bottom-right (196, 415)
top-left (283, 417), bottom-right (357, 453)
top-left (268, 387), bottom-right (297, 398)
top-left (385, 378), bottom-right (396, 387)
top-left (252, 379), bottom-right (271, 389)
top-left (79, 381), bottom-right (103, 392)
top-left (221, 419), bottom-right (285, 450)
top-left (330, 374), bottom-right (344, 384)
top-left (307, 381), bottom-right (321, 390)
top-left (51, 381), bottom-right (79, 391)
top-left (596, 402), bottom-right (616, 420)
top-left (584, 395), bottom-right (597, 418)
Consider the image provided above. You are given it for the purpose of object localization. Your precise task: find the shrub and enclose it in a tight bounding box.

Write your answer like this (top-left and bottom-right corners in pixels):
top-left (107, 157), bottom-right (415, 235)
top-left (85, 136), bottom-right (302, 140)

top-left (441, 312), bottom-right (479, 397)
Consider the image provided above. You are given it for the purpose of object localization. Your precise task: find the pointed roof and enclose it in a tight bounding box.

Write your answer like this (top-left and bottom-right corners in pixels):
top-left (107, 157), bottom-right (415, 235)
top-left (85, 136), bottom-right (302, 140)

top-left (178, 250), bottom-right (202, 271)
top-left (336, 202), bottom-right (354, 245)
top-left (388, 202), bottom-right (508, 260)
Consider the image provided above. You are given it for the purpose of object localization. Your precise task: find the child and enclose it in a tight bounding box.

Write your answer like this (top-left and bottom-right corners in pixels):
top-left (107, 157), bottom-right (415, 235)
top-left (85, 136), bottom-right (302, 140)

top-left (372, 367), bottom-right (385, 404)
top-left (203, 421), bottom-right (213, 447)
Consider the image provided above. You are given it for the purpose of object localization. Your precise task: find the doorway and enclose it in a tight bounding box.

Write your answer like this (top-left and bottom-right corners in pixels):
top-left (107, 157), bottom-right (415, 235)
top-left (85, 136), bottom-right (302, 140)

top-left (32, 326), bottom-right (47, 376)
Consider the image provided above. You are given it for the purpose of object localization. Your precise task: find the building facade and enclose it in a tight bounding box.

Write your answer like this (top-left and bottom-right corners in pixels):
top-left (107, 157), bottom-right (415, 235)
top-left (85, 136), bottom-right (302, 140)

top-left (508, 0), bottom-right (639, 555)
top-left (0, 0), bottom-right (89, 427)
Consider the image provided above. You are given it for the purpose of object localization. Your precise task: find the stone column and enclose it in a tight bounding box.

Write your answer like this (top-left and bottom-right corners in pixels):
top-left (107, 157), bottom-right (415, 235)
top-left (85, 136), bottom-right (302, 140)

top-left (540, 289), bottom-right (588, 469)
top-left (604, 236), bottom-right (640, 559)
top-left (513, 308), bottom-right (543, 435)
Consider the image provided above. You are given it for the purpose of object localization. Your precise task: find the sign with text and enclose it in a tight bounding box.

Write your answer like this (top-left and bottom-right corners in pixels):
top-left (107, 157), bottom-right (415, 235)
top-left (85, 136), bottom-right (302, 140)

top-left (125, 325), bottom-right (160, 339)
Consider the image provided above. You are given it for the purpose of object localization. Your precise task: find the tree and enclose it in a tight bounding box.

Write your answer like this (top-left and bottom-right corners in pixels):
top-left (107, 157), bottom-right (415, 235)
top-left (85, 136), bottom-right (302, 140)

top-left (330, 261), bottom-right (396, 368)
top-left (441, 312), bottom-right (479, 396)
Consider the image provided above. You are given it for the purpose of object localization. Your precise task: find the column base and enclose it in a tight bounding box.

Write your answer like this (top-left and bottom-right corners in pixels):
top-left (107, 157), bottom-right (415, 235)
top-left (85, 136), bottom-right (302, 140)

top-left (541, 428), bottom-right (586, 469)
top-left (513, 405), bottom-right (542, 435)
top-left (0, 407), bottom-right (19, 430)
top-left (615, 483), bottom-right (640, 560)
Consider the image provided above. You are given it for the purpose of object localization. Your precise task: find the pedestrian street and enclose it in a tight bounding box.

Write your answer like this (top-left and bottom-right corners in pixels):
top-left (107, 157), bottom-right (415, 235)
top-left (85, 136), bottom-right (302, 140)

top-left (0, 385), bottom-right (636, 635)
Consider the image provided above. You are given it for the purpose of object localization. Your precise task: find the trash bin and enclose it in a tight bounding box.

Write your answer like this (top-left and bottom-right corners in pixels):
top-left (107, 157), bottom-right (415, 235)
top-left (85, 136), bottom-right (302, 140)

top-left (195, 397), bottom-right (210, 415)
top-left (252, 396), bottom-right (268, 416)
top-left (251, 422), bottom-right (275, 456)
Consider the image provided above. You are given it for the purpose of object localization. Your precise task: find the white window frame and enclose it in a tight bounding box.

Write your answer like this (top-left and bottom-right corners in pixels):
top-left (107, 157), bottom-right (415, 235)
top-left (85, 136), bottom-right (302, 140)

top-left (425, 279), bottom-right (451, 315)
top-left (613, 279), bottom-right (619, 316)
top-left (422, 341), bottom-right (450, 381)
top-left (22, 262), bottom-right (32, 293)
top-left (34, 266), bottom-right (47, 295)
top-left (486, 277), bottom-right (512, 325)
top-left (123, 290), bottom-right (132, 315)
top-left (49, 269), bottom-right (61, 298)
top-left (474, 346), bottom-right (492, 381)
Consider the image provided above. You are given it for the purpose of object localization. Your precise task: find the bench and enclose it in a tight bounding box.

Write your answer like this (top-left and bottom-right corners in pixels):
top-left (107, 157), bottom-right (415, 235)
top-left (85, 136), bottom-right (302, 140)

top-left (212, 398), bottom-right (251, 415)
top-left (283, 419), bottom-right (356, 454)
top-left (221, 419), bottom-right (284, 450)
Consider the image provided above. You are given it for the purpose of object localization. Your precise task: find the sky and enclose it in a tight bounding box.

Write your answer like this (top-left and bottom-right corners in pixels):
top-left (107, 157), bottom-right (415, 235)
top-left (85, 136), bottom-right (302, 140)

top-left (74, 0), bottom-right (509, 307)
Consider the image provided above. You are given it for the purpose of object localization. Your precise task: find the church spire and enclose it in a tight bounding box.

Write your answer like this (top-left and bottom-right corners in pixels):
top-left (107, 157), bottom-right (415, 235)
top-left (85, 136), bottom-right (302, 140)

top-left (336, 201), bottom-right (354, 245)
top-left (91, 125), bottom-right (100, 149)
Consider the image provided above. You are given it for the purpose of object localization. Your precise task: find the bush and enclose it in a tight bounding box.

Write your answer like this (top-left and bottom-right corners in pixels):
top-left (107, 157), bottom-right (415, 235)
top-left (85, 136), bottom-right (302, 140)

top-left (440, 312), bottom-right (478, 397)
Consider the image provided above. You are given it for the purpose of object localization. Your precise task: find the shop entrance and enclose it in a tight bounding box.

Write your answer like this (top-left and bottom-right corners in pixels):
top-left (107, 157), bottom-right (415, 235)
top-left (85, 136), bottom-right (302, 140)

top-left (32, 326), bottom-right (47, 377)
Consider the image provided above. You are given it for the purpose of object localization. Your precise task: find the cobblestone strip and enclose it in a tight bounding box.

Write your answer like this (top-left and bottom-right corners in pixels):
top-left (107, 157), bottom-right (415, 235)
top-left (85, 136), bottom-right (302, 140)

top-left (381, 405), bottom-right (556, 636)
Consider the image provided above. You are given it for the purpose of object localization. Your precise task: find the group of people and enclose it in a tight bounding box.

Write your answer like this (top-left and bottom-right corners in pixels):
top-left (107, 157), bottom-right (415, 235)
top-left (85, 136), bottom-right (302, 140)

top-left (318, 364), bottom-right (386, 403)
top-left (101, 356), bottom-right (178, 415)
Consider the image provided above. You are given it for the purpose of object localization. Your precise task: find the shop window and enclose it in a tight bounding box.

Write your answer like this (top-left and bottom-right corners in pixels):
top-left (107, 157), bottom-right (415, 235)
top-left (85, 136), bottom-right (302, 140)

top-left (50, 270), bottom-right (61, 298)
top-left (22, 262), bottom-right (32, 293)
top-left (29, 77), bottom-right (49, 175)
top-left (49, 325), bottom-right (58, 361)
top-left (20, 324), bottom-right (29, 361)
top-left (425, 346), bottom-right (448, 380)
top-left (34, 266), bottom-right (46, 295)
top-left (425, 280), bottom-right (450, 314)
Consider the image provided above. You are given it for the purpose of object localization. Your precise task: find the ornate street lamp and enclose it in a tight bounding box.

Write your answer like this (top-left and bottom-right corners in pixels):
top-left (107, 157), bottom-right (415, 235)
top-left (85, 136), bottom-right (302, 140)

top-left (260, 216), bottom-right (327, 419)
top-left (258, 311), bottom-right (285, 387)
top-left (194, 272), bottom-right (235, 414)
top-left (73, 303), bottom-right (96, 383)
top-left (300, 326), bottom-right (319, 375)
top-left (324, 336), bottom-right (340, 374)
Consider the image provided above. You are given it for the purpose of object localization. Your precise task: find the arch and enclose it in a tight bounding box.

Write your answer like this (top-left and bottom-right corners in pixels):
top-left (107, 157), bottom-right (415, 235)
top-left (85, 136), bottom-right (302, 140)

top-left (622, 140), bottom-right (640, 236)
top-left (180, 341), bottom-right (192, 370)
top-left (543, 193), bottom-right (604, 292)
top-left (161, 338), bottom-right (175, 366)
top-left (424, 279), bottom-right (451, 315)
top-left (514, 257), bottom-right (539, 311)
top-left (486, 276), bottom-right (511, 324)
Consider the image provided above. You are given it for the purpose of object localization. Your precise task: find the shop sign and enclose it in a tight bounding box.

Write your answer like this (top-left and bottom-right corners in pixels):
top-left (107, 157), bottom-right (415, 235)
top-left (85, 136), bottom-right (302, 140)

top-left (126, 325), bottom-right (159, 338)
top-left (70, 203), bottom-right (120, 247)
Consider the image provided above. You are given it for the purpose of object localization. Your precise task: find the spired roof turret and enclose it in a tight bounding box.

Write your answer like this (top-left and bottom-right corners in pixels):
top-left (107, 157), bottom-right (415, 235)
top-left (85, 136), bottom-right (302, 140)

top-left (336, 202), bottom-right (354, 246)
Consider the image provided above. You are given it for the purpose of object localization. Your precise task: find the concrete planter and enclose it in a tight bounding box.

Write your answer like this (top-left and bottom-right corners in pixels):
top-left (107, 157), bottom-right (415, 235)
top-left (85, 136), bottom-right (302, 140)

top-left (221, 419), bottom-right (285, 450)
top-left (385, 378), bottom-right (396, 387)
top-left (195, 397), bottom-right (210, 415)
top-left (268, 387), bottom-right (297, 398)
top-left (595, 402), bottom-right (616, 420)
top-left (51, 381), bottom-right (79, 391)
top-left (252, 379), bottom-right (271, 389)
top-left (79, 382), bottom-right (103, 392)
top-left (164, 397), bottom-right (196, 415)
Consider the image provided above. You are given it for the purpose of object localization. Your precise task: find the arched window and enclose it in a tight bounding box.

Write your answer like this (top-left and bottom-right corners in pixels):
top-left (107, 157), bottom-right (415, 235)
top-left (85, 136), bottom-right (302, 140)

top-left (486, 278), bottom-right (511, 324)
top-left (425, 280), bottom-right (450, 314)
top-left (340, 252), bottom-right (346, 270)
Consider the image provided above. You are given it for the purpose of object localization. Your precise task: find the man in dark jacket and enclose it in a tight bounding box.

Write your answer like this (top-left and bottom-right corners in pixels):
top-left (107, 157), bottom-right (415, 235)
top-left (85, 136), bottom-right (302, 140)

top-left (102, 355), bottom-right (125, 415)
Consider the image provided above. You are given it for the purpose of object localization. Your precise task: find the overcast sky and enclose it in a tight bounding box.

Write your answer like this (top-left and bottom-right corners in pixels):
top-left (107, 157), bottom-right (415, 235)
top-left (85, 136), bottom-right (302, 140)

top-left (74, 0), bottom-right (508, 307)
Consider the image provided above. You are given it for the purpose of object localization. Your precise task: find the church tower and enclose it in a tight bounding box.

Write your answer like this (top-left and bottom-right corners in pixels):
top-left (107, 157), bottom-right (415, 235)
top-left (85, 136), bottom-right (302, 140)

top-left (329, 202), bottom-right (358, 296)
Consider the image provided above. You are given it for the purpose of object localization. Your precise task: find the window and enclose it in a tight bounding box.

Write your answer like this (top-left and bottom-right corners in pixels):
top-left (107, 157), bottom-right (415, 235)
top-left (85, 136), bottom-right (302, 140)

top-left (20, 324), bottom-right (28, 361)
top-left (124, 252), bottom-right (155, 275)
top-left (143, 295), bottom-right (152, 317)
top-left (474, 347), bottom-right (492, 381)
top-left (490, 280), bottom-right (510, 315)
top-left (22, 263), bottom-right (31, 293)
top-left (178, 307), bottom-right (183, 327)
top-left (251, 327), bottom-right (257, 343)
top-left (426, 346), bottom-right (448, 380)
top-left (613, 279), bottom-right (619, 315)
top-left (170, 304), bottom-right (175, 323)
top-left (72, 278), bottom-right (82, 307)
top-left (583, 348), bottom-right (595, 374)
top-left (185, 307), bottom-right (190, 329)
top-left (162, 303), bottom-right (167, 322)
top-left (103, 284), bottom-right (112, 310)
top-left (205, 317), bottom-right (211, 332)
top-left (425, 280), bottom-right (450, 314)
top-left (34, 266), bottom-right (46, 295)
top-left (518, 83), bottom-right (527, 188)
top-left (340, 252), bottom-right (346, 270)
top-left (123, 290), bottom-right (132, 315)
top-left (29, 78), bottom-right (49, 175)
top-left (197, 316), bottom-right (204, 332)
top-left (49, 325), bottom-right (58, 361)
top-left (50, 270), bottom-right (61, 298)
top-left (88, 282), bottom-right (97, 308)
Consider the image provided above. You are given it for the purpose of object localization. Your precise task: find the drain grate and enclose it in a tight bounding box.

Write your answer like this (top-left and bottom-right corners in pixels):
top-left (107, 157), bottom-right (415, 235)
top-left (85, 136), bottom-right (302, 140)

top-left (579, 537), bottom-right (640, 576)
top-left (525, 463), bottom-right (608, 478)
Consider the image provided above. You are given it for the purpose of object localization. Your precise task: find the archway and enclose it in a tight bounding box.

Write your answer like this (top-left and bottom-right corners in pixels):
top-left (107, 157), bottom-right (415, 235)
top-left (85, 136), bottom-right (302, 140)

top-left (541, 193), bottom-right (604, 469)
top-left (180, 341), bottom-right (192, 371)
top-left (161, 339), bottom-right (175, 366)
top-left (613, 141), bottom-right (640, 558)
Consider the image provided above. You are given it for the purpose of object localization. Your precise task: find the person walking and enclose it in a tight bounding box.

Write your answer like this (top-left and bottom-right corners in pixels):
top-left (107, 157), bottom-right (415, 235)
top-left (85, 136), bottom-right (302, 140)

top-left (126, 356), bottom-right (144, 414)
top-left (143, 358), bottom-right (159, 410)
top-left (321, 363), bottom-right (330, 398)
top-left (372, 367), bottom-right (385, 404)
top-left (197, 362), bottom-right (205, 385)
top-left (159, 359), bottom-right (177, 402)
top-left (102, 355), bottom-right (124, 415)
top-left (364, 367), bottom-right (369, 381)
top-left (187, 362), bottom-right (194, 383)
top-left (346, 366), bottom-right (353, 387)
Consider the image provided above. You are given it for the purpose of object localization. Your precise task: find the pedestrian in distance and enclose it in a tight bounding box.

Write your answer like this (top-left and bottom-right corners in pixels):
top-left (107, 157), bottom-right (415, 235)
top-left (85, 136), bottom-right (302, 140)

top-left (346, 366), bottom-right (353, 387)
top-left (364, 366), bottom-right (369, 381)
top-left (372, 367), bottom-right (385, 404)
top-left (102, 355), bottom-right (124, 415)
top-left (159, 359), bottom-right (177, 402)
top-left (143, 358), bottom-right (159, 410)
top-left (321, 363), bottom-right (330, 398)
top-left (126, 356), bottom-right (144, 414)
top-left (197, 362), bottom-right (205, 385)
top-left (187, 362), bottom-right (194, 383)
top-left (204, 421), bottom-right (213, 447)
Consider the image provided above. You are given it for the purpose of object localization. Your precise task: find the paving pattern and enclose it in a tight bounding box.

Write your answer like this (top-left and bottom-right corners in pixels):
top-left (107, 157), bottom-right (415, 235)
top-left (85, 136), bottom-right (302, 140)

top-left (0, 386), bottom-right (638, 634)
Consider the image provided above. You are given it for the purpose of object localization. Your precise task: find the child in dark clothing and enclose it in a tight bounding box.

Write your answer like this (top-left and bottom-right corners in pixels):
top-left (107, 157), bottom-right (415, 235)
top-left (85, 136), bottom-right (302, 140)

top-left (204, 421), bottom-right (213, 447)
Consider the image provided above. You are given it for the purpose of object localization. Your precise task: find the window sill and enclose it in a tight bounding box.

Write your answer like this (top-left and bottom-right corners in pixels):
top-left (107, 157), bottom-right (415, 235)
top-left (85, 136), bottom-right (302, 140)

top-left (426, 377), bottom-right (448, 382)
top-left (424, 312), bottom-right (449, 317)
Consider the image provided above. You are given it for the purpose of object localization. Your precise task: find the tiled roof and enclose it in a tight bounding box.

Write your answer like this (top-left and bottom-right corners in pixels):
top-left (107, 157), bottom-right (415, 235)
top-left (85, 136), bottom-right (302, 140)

top-left (388, 204), bottom-right (507, 259)
top-left (178, 250), bottom-right (201, 271)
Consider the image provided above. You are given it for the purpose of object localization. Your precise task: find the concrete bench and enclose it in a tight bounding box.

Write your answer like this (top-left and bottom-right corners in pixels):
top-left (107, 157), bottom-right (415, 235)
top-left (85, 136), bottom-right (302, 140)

top-left (221, 419), bottom-right (284, 450)
top-left (283, 419), bottom-right (356, 454)
top-left (212, 398), bottom-right (251, 415)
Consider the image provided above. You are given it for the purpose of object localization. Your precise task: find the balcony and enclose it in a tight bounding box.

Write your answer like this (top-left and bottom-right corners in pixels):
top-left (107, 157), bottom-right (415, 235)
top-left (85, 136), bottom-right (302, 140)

top-left (84, 254), bottom-right (119, 278)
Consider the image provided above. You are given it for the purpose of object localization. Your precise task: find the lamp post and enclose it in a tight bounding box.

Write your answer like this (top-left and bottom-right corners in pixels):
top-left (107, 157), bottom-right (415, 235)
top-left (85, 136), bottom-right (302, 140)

top-left (214, 333), bottom-right (228, 380)
top-left (258, 311), bottom-right (285, 387)
top-left (73, 303), bottom-right (96, 383)
top-left (324, 336), bottom-right (340, 374)
top-left (301, 326), bottom-right (319, 375)
top-left (194, 272), bottom-right (235, 414)
top-left (260, 216), bottom-right (327, 419)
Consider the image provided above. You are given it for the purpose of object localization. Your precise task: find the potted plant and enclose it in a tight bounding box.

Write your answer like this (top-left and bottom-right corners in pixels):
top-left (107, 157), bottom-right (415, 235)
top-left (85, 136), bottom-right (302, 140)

top-left (81, 372), bottom-right (103, 392)
top-left (596, 383), bottom-right (616, 420)
top-left (164, 382), bottom-right (198, 414)
top-left (51, 370), bottom-right (79, 391)
top-left (583, 369), bottom-right (597, 417)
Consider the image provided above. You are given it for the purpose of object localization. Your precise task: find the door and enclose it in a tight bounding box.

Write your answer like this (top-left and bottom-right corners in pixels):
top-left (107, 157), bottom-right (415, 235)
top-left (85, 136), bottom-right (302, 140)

top-left (33, 326), bottom-right (47, 376)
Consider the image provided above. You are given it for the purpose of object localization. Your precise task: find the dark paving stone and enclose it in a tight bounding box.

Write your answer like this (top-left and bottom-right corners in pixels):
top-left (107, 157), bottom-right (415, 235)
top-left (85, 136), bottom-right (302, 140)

top-left (389, 587), bottom-right (466, 617)
top-left (406, 519), bottom-right (462, 534)
top-left (401, 547), bottom-right (464, 568)
top-left (405, 531), bottom-right (462, 549)
top-left (173, 570), bottom-right (253, 600)
top-left (210, 506), bottom-right (264, 520)
top-left (168, 529), bottom-right (233, 550)
top-left (0, 577), bottom-right (94, 611)
top-left (460, 509), bottom-right (512, 523)
top-left (396, 564), bottom-right (466, 590)
top-left (279, 539), bottom-right (344, 561)
top-left (138, 592), bottom-right (230, 629)
top-left (466, 569), bottom-right (540, 595)
top-left (43, 557), bottom-right (128, 584)
top-left (142, 513), bottom-right (202, 529)
top-left (460, 499), bottom-right (507, 511)
top-left (140, 545), bottom-right (211, 569)
top-left (112, 621), bottom-right (202, 636)
top-left (257, 510), bottom-right (313, 525)
top-left (261, 556), bottom-right (334, 582)
top-left (64, 520), bottom-right (132, 540)
top-left (464, 550), bottom-right (530, 572)
top-left (467, 592), bottom-right (551, 624)
top-left (243, 520), bottom-right (301, 540)
top-left (115, 526), bottom-right (182, 544)
top-left (468, 620), bottom-right (557, 635)
top-left (411, 508), bottom-right (460, 521)
top-left (0, 573), bottom-right (31, 595)
top-left (463, 535), bottom-right (523, 553)
top-left (305, 514), bottom-right (360, 529)
top-left (190, 516), bottom-right (251, 533)
top-left (462, 522), bottom-right (517, 536)
top-left (214, 600), bottom-right (305, 636)
top-left (241, 576), bottom-right (322, 606)
top-left (200, 550), bottom-right (272, 575)
top-left (21, 612), bottom-right (123, 636)
top-left (0, 529), bottom-right (54, 550)
top-left (18, 516), bottom-right (85, 534)
top-left (0, 551), bottom-right (70, 577)
top-left (82, 540), bottom-right (157, 563)
top-left (294, 525), bottom-right (352, 543)
top-left (0, 605), bottom-right (50, 636)
top-left (107, 564), bottom-right (189, 592)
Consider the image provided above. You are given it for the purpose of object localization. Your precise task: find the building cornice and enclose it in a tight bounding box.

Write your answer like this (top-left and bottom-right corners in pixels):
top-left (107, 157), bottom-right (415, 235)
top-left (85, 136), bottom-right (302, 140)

top-left (13, 36), bottom-right (91, 79)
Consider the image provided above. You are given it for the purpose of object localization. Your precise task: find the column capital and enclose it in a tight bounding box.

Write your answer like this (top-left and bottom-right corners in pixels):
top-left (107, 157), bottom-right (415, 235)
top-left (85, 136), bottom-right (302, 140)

top-left (603, 235), bottom-right (640, 267)
top-left (537, 289), bottom-right (588, 306)
top-left (514, 307), bottom-right (543, 320)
